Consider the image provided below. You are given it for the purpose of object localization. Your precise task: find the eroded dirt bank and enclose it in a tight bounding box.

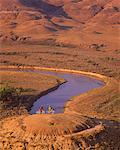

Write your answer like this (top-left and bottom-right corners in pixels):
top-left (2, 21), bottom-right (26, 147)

top-left (0, 66), bottom-right (120, 150)
top-left (0, 70), bottom-right (65, 120)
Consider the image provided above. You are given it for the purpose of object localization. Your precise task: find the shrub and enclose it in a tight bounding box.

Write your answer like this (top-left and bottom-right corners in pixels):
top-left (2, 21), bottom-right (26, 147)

top-left (0, 86), bottom-right (21, 102)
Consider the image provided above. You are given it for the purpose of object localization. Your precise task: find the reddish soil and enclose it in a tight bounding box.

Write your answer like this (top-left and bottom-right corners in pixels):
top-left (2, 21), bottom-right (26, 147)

top-left (0, 66), bottom-right (120, 150)
top-left (0, 0), bottom-right (119, 51)
top-left (0, 0), bottom-right (120, 149)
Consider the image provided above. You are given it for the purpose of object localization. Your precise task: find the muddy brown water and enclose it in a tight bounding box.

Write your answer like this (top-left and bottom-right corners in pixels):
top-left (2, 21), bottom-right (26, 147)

top-left (29, 70), bottom-right (105, 114)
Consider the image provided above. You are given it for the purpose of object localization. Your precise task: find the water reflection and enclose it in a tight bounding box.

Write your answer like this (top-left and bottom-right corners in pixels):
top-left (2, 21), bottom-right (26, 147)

top-left (30, 70), bottom-right (104, 114)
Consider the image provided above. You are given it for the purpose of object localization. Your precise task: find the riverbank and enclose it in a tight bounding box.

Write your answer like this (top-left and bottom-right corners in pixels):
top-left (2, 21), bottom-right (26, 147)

top-left (0, 70), bottom-right (65, 120)
top-left (1, 43), bottom-right (120, 80)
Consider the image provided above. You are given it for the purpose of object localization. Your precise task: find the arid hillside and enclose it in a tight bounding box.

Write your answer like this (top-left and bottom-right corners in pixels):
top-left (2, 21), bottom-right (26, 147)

top-left (0, 0), bottom-right (120, 50)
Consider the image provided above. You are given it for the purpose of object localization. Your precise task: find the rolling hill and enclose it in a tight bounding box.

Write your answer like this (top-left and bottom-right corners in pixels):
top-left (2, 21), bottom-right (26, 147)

top-left (0, 0), bottom-right (120, 50)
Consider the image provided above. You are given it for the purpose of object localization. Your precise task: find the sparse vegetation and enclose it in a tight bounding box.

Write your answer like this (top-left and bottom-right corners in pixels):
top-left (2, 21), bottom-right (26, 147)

top-left (90, 43), bottom-right (106, 51)
top-left (0, 52), bottom-right (19, 55)
top-left (115, 49), bottom-right (120, 54)
top-left (0, 0), bottom-right (119, 149)
top-left (0, 43), bottom-right (119, 79)
top-left (93, 31), bottom-right (103, 34)
top-left (0, 86), bottom-right (20, 100)
top-left (0, 85), bottom-right (37, 112)
top-left (0, 70), bottom-right (65, 120)
top-left (0, 86), bottom-right (21, 110)
top-left (71, 0), bottom-right (82, 3)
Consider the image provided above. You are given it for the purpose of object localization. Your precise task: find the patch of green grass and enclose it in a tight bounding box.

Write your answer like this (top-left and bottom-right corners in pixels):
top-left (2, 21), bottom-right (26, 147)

top-left (0, 86), bottom-right (20, 101)
top-left (0, 85), bottom-right (36, 111)
top-left (0, 86), bottom-right (35, 101)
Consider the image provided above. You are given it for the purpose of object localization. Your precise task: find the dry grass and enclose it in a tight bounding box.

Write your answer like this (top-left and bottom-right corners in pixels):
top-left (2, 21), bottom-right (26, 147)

top-left (0, 43), bottom-right (119, 149)
top-left (0, 70), bottom-right (65, 120)
top-left (0, 43), bottom-right (120, 80)
top-left (0, 69), bottom-right (119, 150)
top-left (0, 0), bottom-right (119, 148)
top-left (0, 70), bottom-right (64, 95)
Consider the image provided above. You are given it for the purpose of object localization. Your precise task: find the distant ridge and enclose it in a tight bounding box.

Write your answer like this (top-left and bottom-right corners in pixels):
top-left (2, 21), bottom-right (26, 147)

top-left (0, 0), bottom-right (119, 50)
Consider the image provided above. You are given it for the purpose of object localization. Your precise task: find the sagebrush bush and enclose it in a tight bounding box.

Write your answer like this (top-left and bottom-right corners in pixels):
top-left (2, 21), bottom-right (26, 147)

top-left (0, 86), bottom-right (21, 102)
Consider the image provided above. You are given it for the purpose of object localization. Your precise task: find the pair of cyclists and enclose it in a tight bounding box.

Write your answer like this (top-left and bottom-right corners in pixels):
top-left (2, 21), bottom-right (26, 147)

top-left (37, 105), bottom-right (55, 114)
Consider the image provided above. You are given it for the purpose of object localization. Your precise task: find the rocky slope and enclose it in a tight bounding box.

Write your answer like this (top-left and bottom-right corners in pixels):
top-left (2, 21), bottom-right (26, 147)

top-left (0, 0), bottom-right (119, 50)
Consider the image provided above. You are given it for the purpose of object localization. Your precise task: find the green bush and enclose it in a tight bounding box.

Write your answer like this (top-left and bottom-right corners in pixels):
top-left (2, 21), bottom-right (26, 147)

top-left (0, 86), bottom-right (21, 102)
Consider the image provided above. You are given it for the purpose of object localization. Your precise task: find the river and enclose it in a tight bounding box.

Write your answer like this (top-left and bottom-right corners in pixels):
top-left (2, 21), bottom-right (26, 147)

top-left (29, 70), bottom-right (104, 114)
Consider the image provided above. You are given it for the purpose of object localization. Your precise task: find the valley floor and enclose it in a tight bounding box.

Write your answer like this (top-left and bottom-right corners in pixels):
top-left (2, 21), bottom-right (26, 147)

top-left (0, 43), bottom-right (120, 150)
